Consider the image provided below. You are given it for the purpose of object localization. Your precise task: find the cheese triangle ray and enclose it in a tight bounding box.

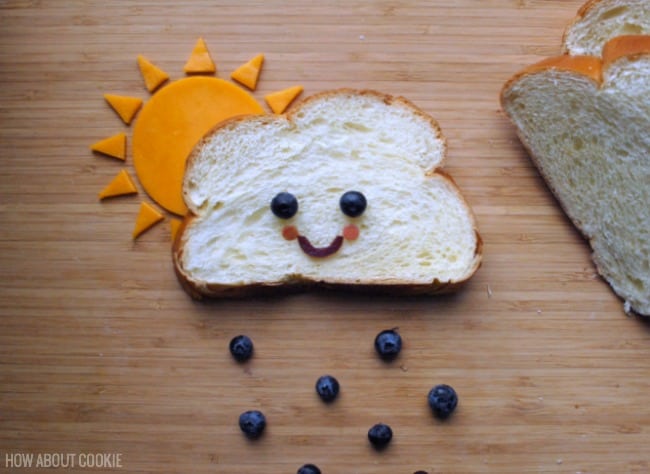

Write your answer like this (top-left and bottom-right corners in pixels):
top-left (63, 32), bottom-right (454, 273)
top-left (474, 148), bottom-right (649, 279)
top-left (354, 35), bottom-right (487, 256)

top-left (230, 54), bottom-right (264, 90)
top-left (90, 132), bottom-right (126, 160)
top-left (133, 201), bottom-right (164, 239)
top-left (265, 85), bottom-right (304, 114)
top-left (98, 169), bottom-right (138, 200)
top-left (137, 54), bottom-right (169, 92)
top-left (183, 37), bottom-right (216, 74)
top-left (104, 94), bottom-right (143, 125)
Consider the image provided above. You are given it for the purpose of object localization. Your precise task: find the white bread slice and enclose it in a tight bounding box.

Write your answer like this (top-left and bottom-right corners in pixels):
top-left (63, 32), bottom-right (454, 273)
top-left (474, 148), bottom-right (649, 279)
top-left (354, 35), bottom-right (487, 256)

top-left (563, 0), bottom-right (650, 55)
top-left (173, 89), bottom-right (482, 298)
top-left (501, 36), bottom-right (650, 316)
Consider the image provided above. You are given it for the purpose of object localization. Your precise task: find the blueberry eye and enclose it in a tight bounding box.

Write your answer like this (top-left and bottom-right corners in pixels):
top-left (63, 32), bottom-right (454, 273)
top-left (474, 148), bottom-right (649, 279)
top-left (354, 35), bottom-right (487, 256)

top-left (339, 191), bottom-right (367, 217)
top-left (270, 192), bottom-right (298, 219)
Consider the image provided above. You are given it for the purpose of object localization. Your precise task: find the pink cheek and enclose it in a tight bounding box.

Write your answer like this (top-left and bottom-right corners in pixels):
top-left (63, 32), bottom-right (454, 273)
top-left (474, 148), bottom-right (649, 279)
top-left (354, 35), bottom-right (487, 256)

top-left (343, 224), bottom-right (359, 241)
top-left (282, 225), bottom-right (299, 241)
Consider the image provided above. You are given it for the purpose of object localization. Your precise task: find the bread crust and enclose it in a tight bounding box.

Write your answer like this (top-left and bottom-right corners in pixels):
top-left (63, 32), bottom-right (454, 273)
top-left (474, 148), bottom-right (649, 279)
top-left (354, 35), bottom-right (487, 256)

top-left (502, 56), bottom-right (603, 94)
top-left (501, 35), bottom-right (650, 99)
top-left (576, 0), bottom-right (603, 17)
top-left (173, 88), bottom-right (482, 299)
top-left (602, 35), bottom-right (650, 66)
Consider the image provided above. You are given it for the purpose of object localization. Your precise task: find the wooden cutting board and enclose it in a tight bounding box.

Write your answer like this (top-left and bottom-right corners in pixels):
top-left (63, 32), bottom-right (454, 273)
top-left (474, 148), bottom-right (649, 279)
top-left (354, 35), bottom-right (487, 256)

top-left (1, 1), bottom-right (649, 472)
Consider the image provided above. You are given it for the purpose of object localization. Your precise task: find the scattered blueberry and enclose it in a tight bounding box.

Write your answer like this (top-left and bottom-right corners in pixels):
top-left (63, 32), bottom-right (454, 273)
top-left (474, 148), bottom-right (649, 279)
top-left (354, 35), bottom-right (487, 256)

top-left (367, 423), bottom-right (393, 450)
top-left (315, 375), bottom-right (340, 403)
top-left (427, 384), bottom-right (458, 419)
top-left (229, 334), bottom-right (254, 362)
top-left (297, 464), bottom-right (321, 474)
top-left (339, 190), bottom-right (367, 217)
top-left (271, 192), bottom-right (299, 219)
top-left (238, 410), bottom-right (266, 439)
top-left (374, 328), bottom-right (402, 360)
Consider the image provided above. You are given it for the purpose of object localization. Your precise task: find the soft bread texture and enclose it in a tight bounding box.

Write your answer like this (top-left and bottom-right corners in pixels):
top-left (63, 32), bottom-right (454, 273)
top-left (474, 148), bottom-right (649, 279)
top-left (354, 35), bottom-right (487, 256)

top-left (173, 89), bottom-right (482, 298)
top-left (501, 34), bottom-right (650, 316)
top-left (563, 0), bottom-right (650, 55)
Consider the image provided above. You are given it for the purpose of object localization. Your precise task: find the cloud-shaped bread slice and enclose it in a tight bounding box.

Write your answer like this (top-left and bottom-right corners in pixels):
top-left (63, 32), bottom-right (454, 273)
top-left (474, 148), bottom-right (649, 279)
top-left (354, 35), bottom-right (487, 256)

top-left (501, 35), bottom-right (650, 316)
top-left (173, 89), bottom-right (482, 298)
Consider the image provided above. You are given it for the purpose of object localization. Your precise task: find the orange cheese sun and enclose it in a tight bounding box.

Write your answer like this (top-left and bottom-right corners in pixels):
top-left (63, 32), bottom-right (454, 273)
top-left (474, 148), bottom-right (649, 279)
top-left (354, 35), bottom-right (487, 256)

top-left (91, 37), bottom-right (304, 240)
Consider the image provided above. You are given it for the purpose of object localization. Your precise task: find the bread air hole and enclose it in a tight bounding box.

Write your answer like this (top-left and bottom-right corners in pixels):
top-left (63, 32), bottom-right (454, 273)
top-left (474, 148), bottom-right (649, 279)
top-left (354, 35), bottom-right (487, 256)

top-left (628, 275), bottom-right (645, 292)
top-left (573, 137), bottom-right (584, 151)
top-left (343, 121), bottom-right (371, 132)
top-left (599, 6), bottom-right (628, 21)
top-left (225, 245), bottom-right (251, 261)
top-left (614, 148), bottom-right (630, 158)
top-left (621, 23), bottom-right (643, 35)
top-left (196, 199), bottom-right (210, 212)
top-left (244, 206), bottom-right (267, 225)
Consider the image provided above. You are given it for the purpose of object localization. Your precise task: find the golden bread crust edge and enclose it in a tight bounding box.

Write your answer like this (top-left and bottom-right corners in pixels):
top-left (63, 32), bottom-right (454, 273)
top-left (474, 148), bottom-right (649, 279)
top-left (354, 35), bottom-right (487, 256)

top-left (602, 35), bottom-right (650, 64)
top-left (500, 35), bottom-right (650, 100)
top-left (173, 88), bottom-right (482, 299)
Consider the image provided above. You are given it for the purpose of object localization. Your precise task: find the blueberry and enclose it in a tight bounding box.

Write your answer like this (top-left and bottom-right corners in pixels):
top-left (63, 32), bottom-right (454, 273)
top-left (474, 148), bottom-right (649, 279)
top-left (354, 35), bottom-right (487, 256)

top-left (427, 384), bottom-right (458, 419)
top-left (229, 335), bottom-right (254, 362)
top-left (339, 190), bottom-right (367, 217)
top-left (315, 375), bottom-right (340, 403)
top-left (271, 192), bottom-right (298, 219)
top-left (238, 410), bottom-right (266, 439)
top-left (374, 328), bottom-right (402, 360)
top-left (367, 423), bottom-right (393, 450)
top-left (297, 464), bottom-right (321, 474)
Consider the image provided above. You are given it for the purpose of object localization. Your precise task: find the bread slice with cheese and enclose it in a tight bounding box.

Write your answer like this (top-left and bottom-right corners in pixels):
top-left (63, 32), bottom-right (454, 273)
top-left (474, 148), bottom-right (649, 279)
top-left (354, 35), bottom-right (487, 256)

top-left (501, 29), bottom-right (650, 316)
top-left (173, 89), bottom-right (482, 298)
top-left (563, 0), bottom-right (650, 55)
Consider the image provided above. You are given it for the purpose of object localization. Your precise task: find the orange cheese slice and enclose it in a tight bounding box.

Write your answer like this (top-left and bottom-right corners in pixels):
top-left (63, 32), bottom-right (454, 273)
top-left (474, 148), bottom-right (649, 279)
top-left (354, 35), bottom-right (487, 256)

top-left (137, 54), bottom-right (169, 92)
top-left (183, 37), bottom-right (216, 74)
top-left (265, 85), bottom-right (304, 114)
top-left (133, 201), bottom-right (164, 239)
top-left (98, 169), bottom-right (138, 200)
top-left (230, 54), bottom-right (264, 90)
top-left (90, 132), bottom-right (127, 160)
top-left (104, 94), bottom-right (143, 125)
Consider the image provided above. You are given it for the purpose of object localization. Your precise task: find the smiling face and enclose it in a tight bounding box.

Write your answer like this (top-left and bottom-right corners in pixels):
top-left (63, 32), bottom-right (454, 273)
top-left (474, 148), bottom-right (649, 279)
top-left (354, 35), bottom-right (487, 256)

top-left (175, 90), bottom-right (482, 295)
top-left (271, 190), bottom-right (365, 257)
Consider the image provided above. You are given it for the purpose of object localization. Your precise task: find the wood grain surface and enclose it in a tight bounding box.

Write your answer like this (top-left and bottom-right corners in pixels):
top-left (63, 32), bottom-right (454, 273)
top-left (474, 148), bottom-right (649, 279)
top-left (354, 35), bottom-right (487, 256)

top-left (1, 1), bottom-right (650, 473)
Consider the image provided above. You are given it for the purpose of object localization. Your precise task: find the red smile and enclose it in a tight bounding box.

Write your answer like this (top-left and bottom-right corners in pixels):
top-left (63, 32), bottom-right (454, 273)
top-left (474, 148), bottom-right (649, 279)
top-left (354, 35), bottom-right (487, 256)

top-left (283, 224), bottom-right (359, 258)
top-left (298, 235), bottom-right (344, 258)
